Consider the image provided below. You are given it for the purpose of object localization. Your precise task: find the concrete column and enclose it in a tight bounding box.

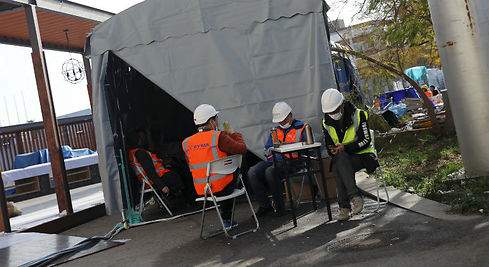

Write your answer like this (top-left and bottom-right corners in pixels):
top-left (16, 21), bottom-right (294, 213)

top-left (428, 0), bottom-right (489, 177)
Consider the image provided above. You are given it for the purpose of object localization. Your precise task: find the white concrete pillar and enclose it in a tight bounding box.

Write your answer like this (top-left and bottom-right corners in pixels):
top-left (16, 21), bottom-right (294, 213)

top-left (428, 0), bottom-right (489, 177)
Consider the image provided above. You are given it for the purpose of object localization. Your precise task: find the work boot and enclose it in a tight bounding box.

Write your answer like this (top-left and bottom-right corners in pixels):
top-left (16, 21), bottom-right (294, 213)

top-left (255, 206), bottom-right (274, 217)
top-left (351, 196), bottom-right (364, 215)
top-left (338, 208), bottom-right (350, 221)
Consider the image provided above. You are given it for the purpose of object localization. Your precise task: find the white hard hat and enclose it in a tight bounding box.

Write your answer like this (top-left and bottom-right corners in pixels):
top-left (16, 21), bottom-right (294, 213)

top-left (321, 88), bottom-right (344, 113)
top-left (272, 102), bottom-right (292, 123)
top-left (193, 104), bottom-right (219, 125)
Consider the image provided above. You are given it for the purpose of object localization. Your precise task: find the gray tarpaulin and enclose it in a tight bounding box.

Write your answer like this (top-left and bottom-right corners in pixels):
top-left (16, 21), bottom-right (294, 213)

top-left (90, 0), bottom-right (337, 214)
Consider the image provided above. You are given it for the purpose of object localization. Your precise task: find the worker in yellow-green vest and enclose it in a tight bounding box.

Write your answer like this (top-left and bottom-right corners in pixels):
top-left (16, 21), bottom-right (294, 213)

top-left (321, 88), bottom-right (379, 221)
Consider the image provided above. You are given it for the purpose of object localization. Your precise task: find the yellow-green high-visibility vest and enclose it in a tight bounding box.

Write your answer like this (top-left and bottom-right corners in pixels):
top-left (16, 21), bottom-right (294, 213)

top-left (323, 109), bottom-right (376, 155)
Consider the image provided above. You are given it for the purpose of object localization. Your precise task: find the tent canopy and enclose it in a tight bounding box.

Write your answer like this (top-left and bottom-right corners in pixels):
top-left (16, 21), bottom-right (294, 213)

top-left (89, 0), bottom-right (337, 214)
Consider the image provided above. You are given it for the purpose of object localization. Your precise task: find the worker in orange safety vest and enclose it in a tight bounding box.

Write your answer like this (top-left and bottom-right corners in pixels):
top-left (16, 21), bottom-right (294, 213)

top-left (182, 104), bottom-right (247, 228)
top-left (127, 129), bottom-right (183, 199)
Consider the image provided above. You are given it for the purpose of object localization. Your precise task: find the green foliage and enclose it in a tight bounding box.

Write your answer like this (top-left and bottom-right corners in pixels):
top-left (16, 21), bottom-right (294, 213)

top-left (346, 0), bottom-right (441, 96)
top-left (367, 111), bottom-right (391, 132)
top-left (365, 0), bottom-right (434, 49)
top-left (377, 132), bottom-right (489, 214)
top-left (443, 177), bottom-right (489, 215)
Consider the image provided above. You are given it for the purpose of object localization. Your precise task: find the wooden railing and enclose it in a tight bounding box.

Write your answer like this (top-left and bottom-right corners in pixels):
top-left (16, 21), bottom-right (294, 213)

top-left (0, 115), bottom-right (96, 171)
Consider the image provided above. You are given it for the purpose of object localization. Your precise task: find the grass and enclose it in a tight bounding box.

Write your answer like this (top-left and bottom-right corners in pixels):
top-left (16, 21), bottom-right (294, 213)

top-left (378, 131), bottom-right (489, 215)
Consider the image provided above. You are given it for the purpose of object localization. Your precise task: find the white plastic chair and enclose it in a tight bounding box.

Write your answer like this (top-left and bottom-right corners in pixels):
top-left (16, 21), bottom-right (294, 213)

top-left (136, 173), bottom-right (173, 217)
top-left (195, 155), bottom-right (259, 239)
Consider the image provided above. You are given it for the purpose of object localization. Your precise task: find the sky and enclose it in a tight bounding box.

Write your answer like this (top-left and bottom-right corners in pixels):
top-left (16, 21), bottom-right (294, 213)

top-left (0, 0), bottom-right (357, 127)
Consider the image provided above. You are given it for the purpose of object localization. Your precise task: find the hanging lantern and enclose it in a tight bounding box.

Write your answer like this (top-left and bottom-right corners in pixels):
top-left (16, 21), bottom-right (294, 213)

top-left (62, 58), bottom-right (85, 84)
top-left (61, 29), bottom-right (85, 84)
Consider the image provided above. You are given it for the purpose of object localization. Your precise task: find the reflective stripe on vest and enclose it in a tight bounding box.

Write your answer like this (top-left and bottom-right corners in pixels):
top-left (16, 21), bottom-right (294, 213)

top-left (182, 130), bottom-right (234, 195)
top-left (322, 109), bottom-right (376, 155)
top-left (193, 173), bottom-right (228, 184)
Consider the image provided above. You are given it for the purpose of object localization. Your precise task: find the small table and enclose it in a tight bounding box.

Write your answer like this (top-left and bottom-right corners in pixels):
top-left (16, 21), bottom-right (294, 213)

top-left (271, 142), bottom-right (333, 226)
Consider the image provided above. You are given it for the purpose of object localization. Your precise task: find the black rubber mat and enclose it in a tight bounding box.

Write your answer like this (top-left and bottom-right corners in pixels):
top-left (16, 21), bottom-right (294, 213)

top-left (0, 232), bottom-right (125, 266)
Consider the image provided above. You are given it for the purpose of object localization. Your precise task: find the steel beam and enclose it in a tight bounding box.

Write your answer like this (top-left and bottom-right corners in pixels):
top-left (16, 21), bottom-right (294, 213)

top-left (25, 4), bottom-right (73, 214)
top-left (0, 36), bottom-right (84, 53)
top-left (35, 0), bottom-right (113, 22)
top-left (1, 0), bottom-right (113, 22)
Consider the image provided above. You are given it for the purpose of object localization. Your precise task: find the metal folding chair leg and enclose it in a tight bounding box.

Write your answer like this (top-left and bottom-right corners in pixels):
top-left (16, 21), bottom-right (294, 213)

top-left (296, 176), bottom-right (306, 204)
top-left (196, 155), bottom-right (259, 240)
top-left (237, 185), bottom-right (260, 238)
top-left (137, 178), bottom-right (174, 217)
top-left (199, 188), bottom-right (260, 240)
top-left (373, 169), bottom-right (389, 212)
top-left (295, 173), bottom-right (321, 206)
top-left (200, 190), bottom-right (230, 240)
top-left (150, 185), bottom-right (173, 216)
top-left (138, 182), bottom-right (145, 214)
top-left (383, 180), bottom-right (390, 202)
top-left (230, 197), bottom-right (237, 225)
top-left (200, 195), bottom-right (207, 239)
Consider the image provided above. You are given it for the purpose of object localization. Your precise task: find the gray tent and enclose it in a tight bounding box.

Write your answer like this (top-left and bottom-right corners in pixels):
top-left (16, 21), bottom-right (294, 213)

top-left (89, 0), bottom-right (337, 214)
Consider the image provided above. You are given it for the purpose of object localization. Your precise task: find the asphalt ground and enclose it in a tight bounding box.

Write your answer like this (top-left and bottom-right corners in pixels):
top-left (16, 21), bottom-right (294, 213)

top-left (61, 198), bottom-right (489, 266)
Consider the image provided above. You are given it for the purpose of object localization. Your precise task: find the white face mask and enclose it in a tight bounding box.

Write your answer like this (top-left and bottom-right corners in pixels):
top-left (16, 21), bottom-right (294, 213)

top-left (279, 122), bottom-right (291, 129)
top-left (329, 111), bottom-right (343, 121)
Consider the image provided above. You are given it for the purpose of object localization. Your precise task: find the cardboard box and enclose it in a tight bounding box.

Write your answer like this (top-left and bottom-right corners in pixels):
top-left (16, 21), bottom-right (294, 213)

top-left (285, 158), bottom-right (337, 202)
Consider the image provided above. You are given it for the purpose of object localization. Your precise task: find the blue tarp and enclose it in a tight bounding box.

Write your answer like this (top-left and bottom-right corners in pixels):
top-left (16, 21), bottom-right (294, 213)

top-left (388, 103), bottom-right (408, 118)
top-left (379, 88), bottom-right (419, 108)
top-left (405, 66), bottom-right (428, 85)
top-left (13, 146), bottom-right (95, 169)
top-left (334, 56), bottom-right (354, 93)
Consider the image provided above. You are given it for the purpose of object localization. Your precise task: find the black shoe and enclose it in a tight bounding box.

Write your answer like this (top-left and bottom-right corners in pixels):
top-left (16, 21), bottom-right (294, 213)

top-left (255, 206), bottom-right (273, 217)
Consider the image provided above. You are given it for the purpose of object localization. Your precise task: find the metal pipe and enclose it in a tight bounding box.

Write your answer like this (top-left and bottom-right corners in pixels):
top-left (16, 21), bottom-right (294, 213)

top-left (428, 0), bottom-right (489, 177)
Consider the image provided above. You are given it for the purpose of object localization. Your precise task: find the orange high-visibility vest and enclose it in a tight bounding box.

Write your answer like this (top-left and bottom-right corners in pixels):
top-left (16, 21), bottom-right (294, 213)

top-left (276, 126), bottom-right (304, 143)
top-left (276, 125), bottom-right (305, 158)
top-left (128, 148), bottom-right (170, 185)
top-left (182, 130), bottom-right (233, 195)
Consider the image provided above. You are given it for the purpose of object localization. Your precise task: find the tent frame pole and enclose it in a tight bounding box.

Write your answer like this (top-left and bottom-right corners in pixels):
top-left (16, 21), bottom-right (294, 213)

top-left (82, 54), bottom-right (93, 107)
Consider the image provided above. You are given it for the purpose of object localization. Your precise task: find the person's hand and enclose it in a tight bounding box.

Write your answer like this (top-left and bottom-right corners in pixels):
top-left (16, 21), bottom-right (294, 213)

top-left (223, 121), bottom-right (233, 133)
top-left (335, 144), bottom-right (345, 153)
top-left (329, 144), bottom-right (344, 155)
top-left (328, 145), bottom-right (337, 155)
top-left (162, 186), bottom-right (170, 195)
top-left (265, 147), bottom-right (273, 157)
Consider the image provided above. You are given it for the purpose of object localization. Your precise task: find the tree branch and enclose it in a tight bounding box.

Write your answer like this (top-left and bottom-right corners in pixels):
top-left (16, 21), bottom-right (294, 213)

top-left (331, 46), bottom-right (442, 133)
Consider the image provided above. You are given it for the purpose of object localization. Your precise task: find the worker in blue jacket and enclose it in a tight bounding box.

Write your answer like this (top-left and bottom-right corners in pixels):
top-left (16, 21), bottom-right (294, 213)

top-left (248, 102), bottom-right (306, 217)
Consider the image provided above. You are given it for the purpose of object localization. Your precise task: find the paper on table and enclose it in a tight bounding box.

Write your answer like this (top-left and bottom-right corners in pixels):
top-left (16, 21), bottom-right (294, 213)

top-left (277, 142), bottom-right (305, 150)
